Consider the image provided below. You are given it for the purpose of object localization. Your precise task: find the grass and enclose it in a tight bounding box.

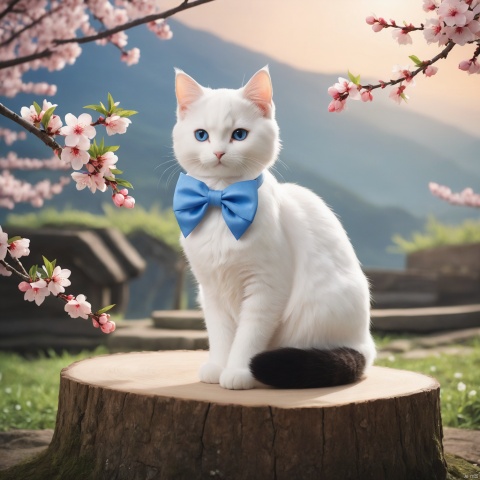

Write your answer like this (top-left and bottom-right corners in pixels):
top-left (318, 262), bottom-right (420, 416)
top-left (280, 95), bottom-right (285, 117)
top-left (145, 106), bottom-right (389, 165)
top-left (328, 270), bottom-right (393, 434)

top-left (0, 339), bottom-right (479, 431)
top-left (375, 334), bottom-right (480, 429)
top-left (0, 348), bottom-right (107, 431)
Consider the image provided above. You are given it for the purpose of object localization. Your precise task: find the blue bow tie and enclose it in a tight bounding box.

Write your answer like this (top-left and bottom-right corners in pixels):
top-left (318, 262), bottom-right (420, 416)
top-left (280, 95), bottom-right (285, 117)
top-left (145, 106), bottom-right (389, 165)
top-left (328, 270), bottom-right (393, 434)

top-left (173, 172), bottom-right (264, 240)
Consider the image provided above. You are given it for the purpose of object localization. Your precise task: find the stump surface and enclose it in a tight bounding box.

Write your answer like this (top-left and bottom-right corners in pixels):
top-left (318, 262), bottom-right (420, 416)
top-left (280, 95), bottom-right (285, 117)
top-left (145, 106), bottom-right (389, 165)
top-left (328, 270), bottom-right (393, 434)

top-left (36, 351), bottom-right (447, 479)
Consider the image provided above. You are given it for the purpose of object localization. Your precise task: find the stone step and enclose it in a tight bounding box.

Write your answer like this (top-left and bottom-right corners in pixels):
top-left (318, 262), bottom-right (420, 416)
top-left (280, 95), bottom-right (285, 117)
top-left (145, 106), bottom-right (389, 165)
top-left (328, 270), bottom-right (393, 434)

top-left (107, 319), bottom-right (208, 352)
top-left (151, 309), bottom-right (205, 330)
top-left (372, 304), bottom-right (480, 333)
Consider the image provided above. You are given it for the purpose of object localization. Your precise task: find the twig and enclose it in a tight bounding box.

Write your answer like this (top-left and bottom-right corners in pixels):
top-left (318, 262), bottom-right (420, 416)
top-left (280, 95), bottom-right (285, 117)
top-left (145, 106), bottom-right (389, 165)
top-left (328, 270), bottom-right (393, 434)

top-left (0, 0), bottom-right (22, 22)
top-left (0, 102), bottom-right (62, 153)
top-left (362, 40), bottom-right (456, 92)
top-left (0, 0), bottom-right (216, 70)
top-left (0, 259), bottom-right (29, 281)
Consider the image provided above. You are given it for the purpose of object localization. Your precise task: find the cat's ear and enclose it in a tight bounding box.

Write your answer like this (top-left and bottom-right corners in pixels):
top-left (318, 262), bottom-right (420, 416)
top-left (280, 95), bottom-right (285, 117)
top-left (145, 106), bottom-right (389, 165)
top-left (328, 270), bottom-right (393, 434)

top-left (175, 69), bottom-right (204, 117)
top-left (243, 66), bottom-right (273, 118)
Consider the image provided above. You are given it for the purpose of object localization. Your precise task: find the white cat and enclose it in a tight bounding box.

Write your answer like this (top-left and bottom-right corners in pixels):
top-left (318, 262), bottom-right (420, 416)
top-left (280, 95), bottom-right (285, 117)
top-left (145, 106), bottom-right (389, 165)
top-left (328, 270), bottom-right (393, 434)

top-left (172, 67), bottom-right (376, 390)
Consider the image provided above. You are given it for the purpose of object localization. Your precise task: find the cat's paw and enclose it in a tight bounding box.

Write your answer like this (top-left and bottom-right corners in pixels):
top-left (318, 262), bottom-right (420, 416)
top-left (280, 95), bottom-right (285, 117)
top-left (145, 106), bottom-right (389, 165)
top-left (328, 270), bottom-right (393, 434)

top-left (220, 368), bottom-right (255, 390)
top-left (199, 362), bottom-right (223, 384)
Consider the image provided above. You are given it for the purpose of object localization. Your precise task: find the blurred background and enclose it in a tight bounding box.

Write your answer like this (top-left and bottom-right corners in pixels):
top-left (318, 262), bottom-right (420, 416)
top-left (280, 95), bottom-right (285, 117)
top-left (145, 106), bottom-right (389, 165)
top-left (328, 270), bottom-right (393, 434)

top-left (1, 0), bottom-right (479, 317)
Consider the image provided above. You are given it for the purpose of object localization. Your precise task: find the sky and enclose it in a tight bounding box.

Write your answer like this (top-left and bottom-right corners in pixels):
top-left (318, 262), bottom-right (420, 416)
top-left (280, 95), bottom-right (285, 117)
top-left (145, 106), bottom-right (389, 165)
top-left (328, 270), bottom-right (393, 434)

top-left (172, 0), bottom-right (479, 137)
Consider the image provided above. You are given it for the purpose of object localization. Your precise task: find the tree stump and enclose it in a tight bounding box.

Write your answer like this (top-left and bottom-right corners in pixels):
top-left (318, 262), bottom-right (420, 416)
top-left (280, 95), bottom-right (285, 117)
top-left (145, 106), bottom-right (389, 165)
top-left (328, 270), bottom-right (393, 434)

top-left (34, 351), bottom-right (447, 479)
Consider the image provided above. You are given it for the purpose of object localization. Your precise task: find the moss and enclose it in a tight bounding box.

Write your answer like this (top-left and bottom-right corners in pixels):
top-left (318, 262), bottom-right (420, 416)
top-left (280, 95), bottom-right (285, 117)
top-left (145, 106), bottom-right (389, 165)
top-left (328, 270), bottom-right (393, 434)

top-left (0, 433), bottom-right (95, 480)
top-left (446, 453), bottom-right (480, 480)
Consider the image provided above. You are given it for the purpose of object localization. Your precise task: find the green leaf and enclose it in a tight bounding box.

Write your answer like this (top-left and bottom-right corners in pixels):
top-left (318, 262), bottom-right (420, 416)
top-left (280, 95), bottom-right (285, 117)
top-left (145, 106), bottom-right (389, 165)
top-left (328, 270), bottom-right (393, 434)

top-left (105, 145), bottom-right (119, 152)
top-left (42, 256), bottom-right (55, 277)
top-left (107, 92), bottom-right (115, 113)
top-left (83, 104), bottom-right (107, 115)
top-left (115, 178), bottom-right (134, 189)
top-left (33, 101), bottom-right (42, 115)
top-left (96, 304), bottom-right (116, 315)
top-left (7, 236), bottom-right (22, 243)
top-left (115, 109), bottom-right (138, 118)
top-left (409, 55), bottom-right (423, 66)
top-left (28, 264), bottom-right (38, 280)
top-left (110, 168), bottom-right (123, 175)
top-left (400, 92), bottom-right (409, 103)
top-left (41, 106), bottom-right (56, 129)
top-left (347, 70), bottom-right (361, 85)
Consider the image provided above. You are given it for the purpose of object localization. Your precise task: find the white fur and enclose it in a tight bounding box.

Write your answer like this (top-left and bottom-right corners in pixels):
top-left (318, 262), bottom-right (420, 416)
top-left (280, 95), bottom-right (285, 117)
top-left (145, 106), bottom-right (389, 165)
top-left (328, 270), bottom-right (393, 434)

top-left (172, 67), bottom-right (376, 390)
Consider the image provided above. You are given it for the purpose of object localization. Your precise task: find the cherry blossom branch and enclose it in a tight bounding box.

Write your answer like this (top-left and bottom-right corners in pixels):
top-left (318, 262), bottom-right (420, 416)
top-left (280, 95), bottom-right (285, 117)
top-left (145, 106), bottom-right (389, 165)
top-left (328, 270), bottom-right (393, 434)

top-left (0, 229), bottom-right (117, 333)
top-left (327, 0), bottom-right (480, 112)
top-left (0, 6), bottom-right (60, 48)
top-left (429, 182), bottom-right (480, 207)
top-left (0, 0), bottom-right (215, 70)
top-left (56, 0), bottom-right (215, 46)
top-left (0, 0), bottom-right (22, 22)
top-left (0, 102), bottom-right (61, 152)
top-left (363, 40), bottom-right (456, 92)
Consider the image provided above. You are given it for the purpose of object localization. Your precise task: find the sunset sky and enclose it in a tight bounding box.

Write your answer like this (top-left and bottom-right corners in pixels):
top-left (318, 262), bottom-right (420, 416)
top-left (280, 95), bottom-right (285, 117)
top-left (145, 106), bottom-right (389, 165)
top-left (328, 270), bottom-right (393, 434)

top-left (174, 0), bottom-right (479, 137)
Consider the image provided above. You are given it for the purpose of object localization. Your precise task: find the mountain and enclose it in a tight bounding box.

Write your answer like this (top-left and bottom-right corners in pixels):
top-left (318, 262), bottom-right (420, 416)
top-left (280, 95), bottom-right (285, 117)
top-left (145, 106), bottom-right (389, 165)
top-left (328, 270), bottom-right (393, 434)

top-left (4, 20), bottom-right (477, 268)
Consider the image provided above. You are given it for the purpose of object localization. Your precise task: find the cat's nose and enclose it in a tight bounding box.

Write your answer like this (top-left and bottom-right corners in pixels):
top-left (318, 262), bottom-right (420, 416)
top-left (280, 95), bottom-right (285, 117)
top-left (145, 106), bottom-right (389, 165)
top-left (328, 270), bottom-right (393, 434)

top-left (214, 151), bottom-right (225, 160)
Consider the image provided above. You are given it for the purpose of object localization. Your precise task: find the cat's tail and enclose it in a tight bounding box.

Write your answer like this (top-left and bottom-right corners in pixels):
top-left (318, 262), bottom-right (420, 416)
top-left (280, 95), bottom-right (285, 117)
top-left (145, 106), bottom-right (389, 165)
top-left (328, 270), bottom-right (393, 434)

top-left (249, 347), bottom-right (366, 389)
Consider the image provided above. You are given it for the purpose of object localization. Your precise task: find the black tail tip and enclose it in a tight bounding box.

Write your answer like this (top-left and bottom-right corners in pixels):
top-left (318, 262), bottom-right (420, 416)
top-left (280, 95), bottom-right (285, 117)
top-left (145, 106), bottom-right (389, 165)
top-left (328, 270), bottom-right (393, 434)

top-left (250, 347), bottom-right (366, 389)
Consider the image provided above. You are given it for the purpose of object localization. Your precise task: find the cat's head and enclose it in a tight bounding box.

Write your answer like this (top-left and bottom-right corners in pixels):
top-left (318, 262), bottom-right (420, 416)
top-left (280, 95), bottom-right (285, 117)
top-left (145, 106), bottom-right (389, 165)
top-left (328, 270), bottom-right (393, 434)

top-left (172, 67), bottom-right (280, 181)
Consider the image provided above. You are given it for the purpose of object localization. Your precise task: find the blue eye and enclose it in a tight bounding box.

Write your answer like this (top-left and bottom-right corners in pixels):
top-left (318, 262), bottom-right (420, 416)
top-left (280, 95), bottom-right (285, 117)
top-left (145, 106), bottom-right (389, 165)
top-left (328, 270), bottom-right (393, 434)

top-left (194, 129), bottom-right (209, 142)
top-left (232, 128), bottom-right (248, 141)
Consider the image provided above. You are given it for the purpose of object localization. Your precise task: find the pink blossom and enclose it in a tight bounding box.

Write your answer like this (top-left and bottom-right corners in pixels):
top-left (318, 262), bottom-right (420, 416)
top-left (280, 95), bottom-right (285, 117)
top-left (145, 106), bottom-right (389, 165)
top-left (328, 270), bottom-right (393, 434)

top-left (92, 318), bottom-right (100, 328)
top-left (20, 106), bottom-right (41, 125)
top-left (112, 193), bottom-right (125, 207)
top-left (18, 281), bottom-right (31, 292)
top-left (123, 195), bottom-right (135, 209)
top-left (121, 48), bottom-right (140, 66)
top-left (46, 266), bottom-right (71, 295)
top-left (8, 237), bottom-right (30, 258)
top-left (423, 0), bottom-right (438, 12)
top-left (104, 115), bottom-right (132, 135)
top-left (360, 89), bottom-right (374, 102)
top-left (64, 294), bottom-right (92, 319)
top-left (392, 28), bottom-right (413, 45)
top-left (62, 146), bottom-right (90, 170)
top-left (423, 18), bottom-right (447, 44)
top-left (430, 182), bottom-right (480, 207)
top-left (392, 65), bottom-right (416, 86)
top-left (0, 128), bottom-right (27, 146)
top-left (101, 321), bottom-right (116, 334)
top-left (95, 151), bottom-right (118, 176)
top-left (445, 18), bottom-right (480, 45)
top-left (424, 65), bottom-right (439, 77)
top-left (366, 16), bottom-right (388, 32)
top-left (328, 99), bottom-right (347, 112)
top-left (0, 263), bottom-right (11, 276)
top-left (112, 188), bottom-right (135, 208)
top-left (46, 115), bottom-right (63, 135)
top-left (98, 313), bottom-right (110, 325)
top-left (459, 58), bottom-right (480, 73)
top-left (60, 113), bottom-right (96, 150)
top-left (24, 279), bottom-right (50, 306)
top-left (333, 77), bottom-right (360, 100)
top-left (438, 0), bottom-right (470, 27)
top-left (71, 171), bottom-right (107, 193)
top-left (0, 226), bottom-right (8, 260)
top-left (389, 85), bottom-right (409, 104)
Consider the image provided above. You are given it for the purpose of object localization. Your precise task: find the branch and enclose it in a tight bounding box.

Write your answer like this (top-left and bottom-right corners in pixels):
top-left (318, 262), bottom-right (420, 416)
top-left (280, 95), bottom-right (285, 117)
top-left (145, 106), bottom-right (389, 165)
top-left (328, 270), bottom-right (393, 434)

top-left (0, 0), bottom-right (22, 22)
top-left (0, 102), bottom-right (62, 152)
top-left (0, 0), bottom-right (216, 70)
top-left (55, 0), bottom-right (215, 46)
top-left (363, 40), bottom-right (456, 92)
top-left (0, 259), bottom-right (29, 281)
top-left (0, 5), bottom-right (60, 48)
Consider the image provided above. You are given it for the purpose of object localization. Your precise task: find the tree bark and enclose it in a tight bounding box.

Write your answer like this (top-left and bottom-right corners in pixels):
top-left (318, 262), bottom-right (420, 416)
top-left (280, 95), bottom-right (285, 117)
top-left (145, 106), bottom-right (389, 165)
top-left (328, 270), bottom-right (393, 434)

top-left (9, 351), bottom-right (447, 479)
